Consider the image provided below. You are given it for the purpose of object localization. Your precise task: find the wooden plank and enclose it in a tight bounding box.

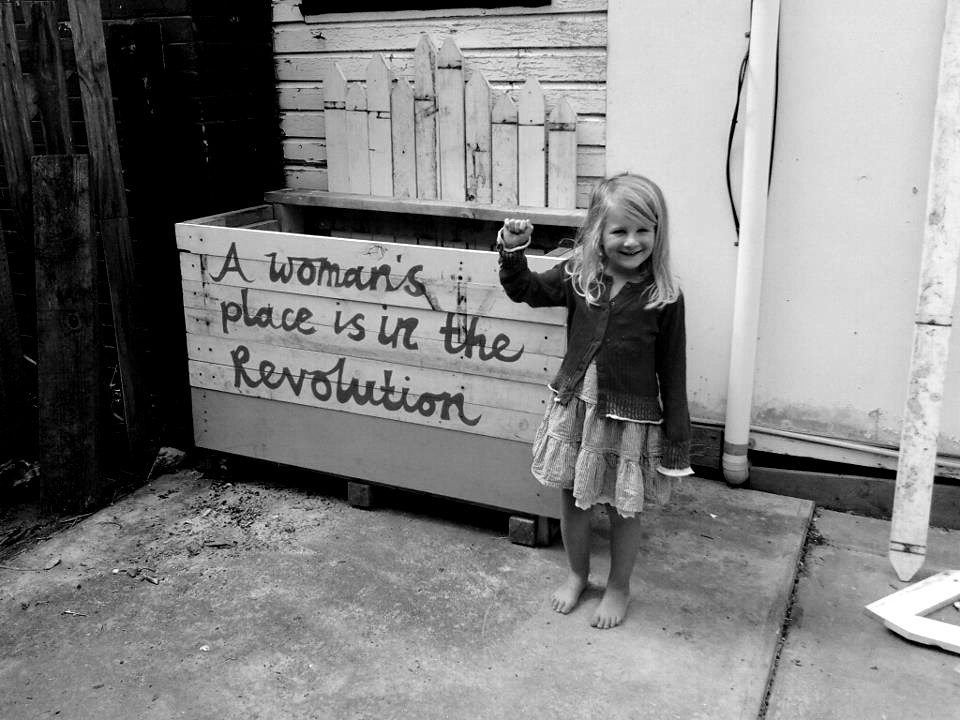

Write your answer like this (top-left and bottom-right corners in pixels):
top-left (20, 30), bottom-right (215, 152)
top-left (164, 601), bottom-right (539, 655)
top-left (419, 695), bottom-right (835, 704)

top-left (176, 246), bottom-right (564, 327)
top-left (274, 14), bottom-right (606, 52)
top-left (865, 570), bottom-right (960, 653)
top-left (278, 80), bottom-right (608, 117)
top-left (366, 54), bottom-right (393, 197)
top-left (436, 38), bottom-right (467, 202)
top-left (276, 50), bottom-right (607, 84)
top-left (67, 0), bottom-right (149, 463)
top-left (548, 97), bottom-right (578, 209)
top-left (187, 355), bottom-right (544, 444)
top-left (279, 110), bottom-right (326, 137)
top-left (187, 333), bottom-right (548, 416)
top-left (867, 569), bottom-right (960, 620)
top-left (414, 35), bottom-right (439, 199)
top-left (345, 83), bottom-right (371, 194)
top-left (491, 91), bottom-right (519, 205)
top-left (281, 138), bottom-right (603, 179)
top-left (281, 167), bottom-right (598, 208)
top-left (748, 466), bottom-right (960, 530)
top-left (261, 188), bottom-right (585, 226)
top-left (324, 63), bottom-right (349, 192)
top-left (282, 138), bottom-right (327, 163)
top-left (181, 284), bottom-right (564, 382)
top-left (437, 38), bottom-right (466, 202)
top-left (241, 219), bottom-right (282, 231)
top-left (24, 2), bottom-right (73, 155)
top-left (191, 388), bottom-right (557, 518)
top-left (0, 2), bottom-right (34, 238)
top-left (183, 205), bottom-right (275, 228)
top-left (465, 71), bottom-right (492, 203)
top-left (282, 107), bottom-right (604, 146)
top-left (390, 77), bottom-right (417, 199)
top-left (518, 78), bottom-right (546, 207)
top-left (33, 155), bottom-right (100, 512)
top-left (273, 0), bottom-right (608, 23)
top-left (0, 211), bottom-right (25, 459)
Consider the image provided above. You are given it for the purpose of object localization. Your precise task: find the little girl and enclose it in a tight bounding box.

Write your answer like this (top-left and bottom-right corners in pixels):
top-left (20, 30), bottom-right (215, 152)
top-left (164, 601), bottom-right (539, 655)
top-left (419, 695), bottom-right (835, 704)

top-left (498, 173), bottom-right (693, 629)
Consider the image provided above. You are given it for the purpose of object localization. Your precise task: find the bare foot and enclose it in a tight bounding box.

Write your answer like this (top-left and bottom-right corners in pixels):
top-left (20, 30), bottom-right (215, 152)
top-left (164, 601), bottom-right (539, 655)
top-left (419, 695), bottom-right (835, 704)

top-left (551, 573), bottom-right (588, 614)
top-left (591, 585), bottom-right (630, 629)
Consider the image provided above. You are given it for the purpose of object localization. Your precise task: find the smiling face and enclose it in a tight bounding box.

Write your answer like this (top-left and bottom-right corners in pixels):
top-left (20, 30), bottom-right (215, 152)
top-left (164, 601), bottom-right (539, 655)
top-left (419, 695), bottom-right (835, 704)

top-left (600, 206), bottom-right (655, 279)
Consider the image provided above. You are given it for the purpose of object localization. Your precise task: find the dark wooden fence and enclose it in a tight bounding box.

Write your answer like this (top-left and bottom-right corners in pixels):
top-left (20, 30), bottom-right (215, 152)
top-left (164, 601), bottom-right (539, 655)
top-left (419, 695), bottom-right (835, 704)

top-left (0, 0), bottom-right (282, 507)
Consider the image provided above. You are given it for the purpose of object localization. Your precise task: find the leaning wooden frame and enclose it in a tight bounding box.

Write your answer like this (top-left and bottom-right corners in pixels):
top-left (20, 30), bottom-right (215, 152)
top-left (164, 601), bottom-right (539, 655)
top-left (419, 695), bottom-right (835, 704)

top-left (176, 36), bottom-right (585, 538)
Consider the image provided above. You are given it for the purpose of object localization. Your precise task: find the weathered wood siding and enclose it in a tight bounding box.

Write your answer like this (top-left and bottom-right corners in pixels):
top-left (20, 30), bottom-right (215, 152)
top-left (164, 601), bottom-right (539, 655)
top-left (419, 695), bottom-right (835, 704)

top-left (272, 0), bottom-right (607, 208)
top-left (177, 218), bottom-right (565, 444)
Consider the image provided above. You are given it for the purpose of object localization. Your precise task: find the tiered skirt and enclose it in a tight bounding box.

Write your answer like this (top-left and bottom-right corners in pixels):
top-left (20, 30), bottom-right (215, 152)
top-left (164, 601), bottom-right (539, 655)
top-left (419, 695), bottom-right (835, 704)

top-left (531, 365), bottom-right (673, 517)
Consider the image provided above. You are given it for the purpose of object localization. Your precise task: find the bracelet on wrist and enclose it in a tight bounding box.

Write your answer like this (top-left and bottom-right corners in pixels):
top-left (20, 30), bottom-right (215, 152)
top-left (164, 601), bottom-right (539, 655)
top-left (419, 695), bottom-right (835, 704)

top-left (497, 228), bottom-right (531, 253)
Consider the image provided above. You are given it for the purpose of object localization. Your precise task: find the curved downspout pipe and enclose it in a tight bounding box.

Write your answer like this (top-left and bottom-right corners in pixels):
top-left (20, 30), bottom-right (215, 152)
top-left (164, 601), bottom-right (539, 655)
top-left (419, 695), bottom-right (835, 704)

top-left (722, 0), bottom-right (782, 485)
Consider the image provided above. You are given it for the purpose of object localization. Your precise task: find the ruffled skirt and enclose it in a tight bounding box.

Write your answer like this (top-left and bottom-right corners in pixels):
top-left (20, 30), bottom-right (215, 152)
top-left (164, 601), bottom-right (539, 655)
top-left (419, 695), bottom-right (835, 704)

top-left (531, 372), bottom-right (674, 517)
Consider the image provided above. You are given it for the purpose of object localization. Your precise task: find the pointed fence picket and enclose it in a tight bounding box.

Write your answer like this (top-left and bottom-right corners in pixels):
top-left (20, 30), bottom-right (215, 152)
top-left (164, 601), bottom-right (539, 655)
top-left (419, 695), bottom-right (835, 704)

top-left (391, 77), bottom-right (416, 199)
top-left (491, 91), bottom-right (519, 205)
top-left (323, 64), bottom-right (349, 192)
top-left (437, 38), bottom-right (466, 201)
top-left (414, 35), bottom-right (439, 200)
top-left (345, 84), bottom-right (371, 194)
top-left (322, 35), bottom-right (577, 209)
top-left (465, 72), bottom-right (492, 203)
top-left (366, 55), bottom-right (393, 197)
top-left (518, 78), bottom-right (546, 208)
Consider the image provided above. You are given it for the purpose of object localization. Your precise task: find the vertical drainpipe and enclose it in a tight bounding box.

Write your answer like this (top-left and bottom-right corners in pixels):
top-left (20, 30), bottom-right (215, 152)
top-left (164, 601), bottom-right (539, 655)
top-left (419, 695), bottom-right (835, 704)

top-left (722, 0), bottom-right (782, 485)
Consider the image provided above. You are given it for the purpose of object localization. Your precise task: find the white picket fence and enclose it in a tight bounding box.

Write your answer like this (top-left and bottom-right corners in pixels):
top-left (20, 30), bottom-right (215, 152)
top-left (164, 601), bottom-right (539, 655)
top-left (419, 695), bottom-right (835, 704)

top-left (323, 36), bottom-right (578, 209)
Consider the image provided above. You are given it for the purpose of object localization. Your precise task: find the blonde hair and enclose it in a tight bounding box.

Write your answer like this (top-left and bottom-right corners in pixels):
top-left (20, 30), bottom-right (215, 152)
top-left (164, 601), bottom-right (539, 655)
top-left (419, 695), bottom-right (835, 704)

top-left (566, 173), bottom-right (680, 308)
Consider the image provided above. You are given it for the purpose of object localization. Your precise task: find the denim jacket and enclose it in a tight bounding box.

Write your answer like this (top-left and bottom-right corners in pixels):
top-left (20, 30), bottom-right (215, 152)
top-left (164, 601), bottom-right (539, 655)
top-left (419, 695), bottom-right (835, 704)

top-left (499, 249), bottom-right (692, 471)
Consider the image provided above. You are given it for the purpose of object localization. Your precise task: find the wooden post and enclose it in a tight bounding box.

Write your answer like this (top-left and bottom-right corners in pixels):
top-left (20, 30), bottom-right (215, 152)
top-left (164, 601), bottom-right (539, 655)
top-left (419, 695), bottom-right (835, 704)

top-left (414, 35), bottom-right (438, 200)
top-left (345, 84), bottom-right (371, 194)
top-left (324, 64), bottom-right (349, 193)
top-left (25, 1), bottom-right (74, 155)
top-left (0, 1), bottom-right (34, 239)
top-left (547, 97), bottom-right (577, 209)
top-left (491, 91), bottom-right (519, 205)
top-left (33, 155), bottom-right (101, 513)
top-left (366, 55), bottom-right (393, 197)
top-left (465, 71), bottom-right (492, 203)
top-left (518, 78), bottom-right (546, 208)
top-left (436, 38), bottom-right (466, 202)
top-left (0, 211), bottom-right (26, 460)
top-left (889, 0), bottom-right (960, 582)
top-left (66, 0), bottom-right (150, 464)
top-left (391, 77), bottom-right (416, 199)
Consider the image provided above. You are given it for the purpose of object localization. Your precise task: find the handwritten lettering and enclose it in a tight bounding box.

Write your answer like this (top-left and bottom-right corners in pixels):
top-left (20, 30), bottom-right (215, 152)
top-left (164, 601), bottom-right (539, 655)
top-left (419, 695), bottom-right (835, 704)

top-left (266, 253), bottom-right (426, 298)
top-left (334, 311), bottom-right (366, 341)
top-left (209, 241), bottom-right (252, 283)
top-left (438, 313), bottom-right (524, 363)
top-left (378, 315), bottom-right (419, 350)
top-left (220, 288), bottom-right (315, 336)
top-left (230, 344), bottom-right (481, 427)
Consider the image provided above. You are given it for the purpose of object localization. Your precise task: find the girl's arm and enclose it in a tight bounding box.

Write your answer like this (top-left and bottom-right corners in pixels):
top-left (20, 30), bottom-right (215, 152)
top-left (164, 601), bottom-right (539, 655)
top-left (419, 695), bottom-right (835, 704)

top-left (655, 293), bottom-right (694, 474)
top-left (497, 219), bottom-right (567, 308)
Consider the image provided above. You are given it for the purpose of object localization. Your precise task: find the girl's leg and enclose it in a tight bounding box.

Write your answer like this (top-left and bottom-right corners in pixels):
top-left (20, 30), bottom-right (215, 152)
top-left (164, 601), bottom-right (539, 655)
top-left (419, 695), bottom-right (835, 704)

top-left (592, 510), bottom-right (643, 629)
top-left (553, 488), bottom-right (592, 613)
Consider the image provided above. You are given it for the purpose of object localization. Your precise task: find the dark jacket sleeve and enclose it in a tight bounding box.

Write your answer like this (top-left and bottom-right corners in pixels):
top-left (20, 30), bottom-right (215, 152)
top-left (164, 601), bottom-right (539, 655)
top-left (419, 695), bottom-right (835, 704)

top-left (655, 293), bottom-right (692, 470)
top-left (498, 247), bottom-right (568, 308)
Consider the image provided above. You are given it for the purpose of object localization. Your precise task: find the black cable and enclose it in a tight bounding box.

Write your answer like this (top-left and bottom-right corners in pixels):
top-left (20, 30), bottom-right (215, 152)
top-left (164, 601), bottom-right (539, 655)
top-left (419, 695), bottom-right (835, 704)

top-left (726, 44), bottom-right (750, 238)
top-left (726, 2), bottom-right (780, 245)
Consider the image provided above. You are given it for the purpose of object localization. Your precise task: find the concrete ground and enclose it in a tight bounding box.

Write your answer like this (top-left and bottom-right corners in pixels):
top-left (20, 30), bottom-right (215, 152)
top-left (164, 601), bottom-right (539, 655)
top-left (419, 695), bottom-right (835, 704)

top-left (0, 468), bottom-right (956, 719)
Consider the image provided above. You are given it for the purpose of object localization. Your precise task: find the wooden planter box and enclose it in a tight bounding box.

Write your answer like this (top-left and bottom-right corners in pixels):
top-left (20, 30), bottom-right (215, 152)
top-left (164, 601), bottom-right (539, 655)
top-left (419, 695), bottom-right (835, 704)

top-left (176, 193), bottom-right (585, 532)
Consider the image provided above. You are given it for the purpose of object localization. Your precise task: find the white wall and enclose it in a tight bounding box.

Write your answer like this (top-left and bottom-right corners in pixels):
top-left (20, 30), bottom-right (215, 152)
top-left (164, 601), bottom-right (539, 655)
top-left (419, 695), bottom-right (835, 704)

top-left (606, 0), bottom-right (749, 421)
top-left (607, 0), bottom-right (960, 459)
